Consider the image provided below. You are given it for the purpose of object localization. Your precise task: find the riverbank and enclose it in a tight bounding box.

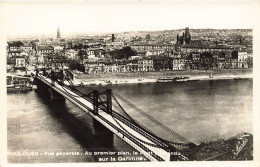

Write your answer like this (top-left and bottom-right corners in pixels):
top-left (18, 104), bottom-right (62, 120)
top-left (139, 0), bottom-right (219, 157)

top-left (72, 69), bottom-right (253, 86)
top-left (182, 132), bottom-right (253, 161)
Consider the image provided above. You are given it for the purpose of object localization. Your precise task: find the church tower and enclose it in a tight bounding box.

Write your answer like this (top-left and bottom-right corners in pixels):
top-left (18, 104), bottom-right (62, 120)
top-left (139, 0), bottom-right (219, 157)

top-left (184, 27), bottom-right (191, 45)
top-left (57, 26), bottom-right (61, 39)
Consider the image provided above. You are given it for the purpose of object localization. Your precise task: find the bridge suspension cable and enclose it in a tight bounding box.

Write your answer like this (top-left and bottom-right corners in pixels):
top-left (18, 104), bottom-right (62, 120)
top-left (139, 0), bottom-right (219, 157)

top-left (110, 111), bottom-right (168, 149)
top-left (59, 80), bottom-right (93, 98)
top-left (36, 74), bottom-right (192, 161)
top-left (111, 93), bottom-right (163, 136)
top-left (112, 92), bottom-right (192, 144)
top-left (111, 92), bottom-right (192, 148)
top-left (44, 72), bottom-right (191, 144)
top-left (58, 74), bottom-right (95, 98)
top-left (63, 74), bottom-right (191, 144)
top-left (110, 94), bottom-right (137, 122)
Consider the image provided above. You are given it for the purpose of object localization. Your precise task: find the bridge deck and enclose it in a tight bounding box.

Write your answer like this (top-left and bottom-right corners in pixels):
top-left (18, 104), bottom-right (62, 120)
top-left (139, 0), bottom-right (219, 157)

top-left (36, 75), bottom-right (174, 161)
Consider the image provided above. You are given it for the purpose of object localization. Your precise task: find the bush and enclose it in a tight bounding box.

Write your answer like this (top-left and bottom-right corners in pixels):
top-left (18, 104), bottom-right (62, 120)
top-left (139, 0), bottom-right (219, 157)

top-left (68, 60), bottom-right (85, 72)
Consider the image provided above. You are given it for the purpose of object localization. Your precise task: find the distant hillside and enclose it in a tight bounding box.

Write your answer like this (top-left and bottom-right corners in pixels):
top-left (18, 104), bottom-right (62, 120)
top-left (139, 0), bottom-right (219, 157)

top-left (117, 28), bottom-right (252, 39)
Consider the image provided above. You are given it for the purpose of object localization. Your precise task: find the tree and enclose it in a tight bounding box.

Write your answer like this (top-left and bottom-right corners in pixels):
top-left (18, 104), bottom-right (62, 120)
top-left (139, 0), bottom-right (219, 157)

top-left (8, 41), bottom-right (24, 47)
top-left (145, 34), bottom-right (151, 41)
top-left (78, 50), bottom-right (88, 63)
top-left (121, 46), bottom-right (136, 59)
top-left (68, 59), bottom-right (85, 72)
top-left (83, 45), bottom-right (89, 49)
top-left (73, 43), bottom-right (83, 50)
top-left (110, 46), bottom-right (136, 60)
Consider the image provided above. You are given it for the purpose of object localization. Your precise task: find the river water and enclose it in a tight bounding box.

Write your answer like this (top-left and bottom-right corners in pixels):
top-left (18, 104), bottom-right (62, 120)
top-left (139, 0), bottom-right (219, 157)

top-left (7, 79), bottom-right (253, 162)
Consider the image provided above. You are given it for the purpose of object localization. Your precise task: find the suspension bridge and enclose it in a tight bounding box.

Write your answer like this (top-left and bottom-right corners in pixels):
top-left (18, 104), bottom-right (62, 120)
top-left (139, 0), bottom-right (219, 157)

top-left (33, 70), bottom-right (195, 161)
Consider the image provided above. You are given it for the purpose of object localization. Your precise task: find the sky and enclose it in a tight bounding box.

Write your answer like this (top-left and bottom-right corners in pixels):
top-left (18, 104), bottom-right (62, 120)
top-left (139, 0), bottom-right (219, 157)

top-left (0, 1), bottom-right (259, 37)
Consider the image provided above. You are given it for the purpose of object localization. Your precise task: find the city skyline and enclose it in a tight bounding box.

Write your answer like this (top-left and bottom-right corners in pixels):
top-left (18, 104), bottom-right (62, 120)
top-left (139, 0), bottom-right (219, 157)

top-left (0, 1), bottom-right (258, 37)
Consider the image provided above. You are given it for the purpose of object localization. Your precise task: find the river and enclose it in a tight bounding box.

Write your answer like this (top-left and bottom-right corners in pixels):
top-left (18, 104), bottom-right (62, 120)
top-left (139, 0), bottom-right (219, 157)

top-left (7, 79), bottom-right (253, 162)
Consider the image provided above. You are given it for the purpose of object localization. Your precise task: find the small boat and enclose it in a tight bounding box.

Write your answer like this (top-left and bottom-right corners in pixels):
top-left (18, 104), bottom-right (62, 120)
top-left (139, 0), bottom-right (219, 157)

top-left (157, 76), bottom-right (174, 82)
top-left (7, 84), bottom-right (32, 93)
top-left (174, 77), bottom-right (190, 82)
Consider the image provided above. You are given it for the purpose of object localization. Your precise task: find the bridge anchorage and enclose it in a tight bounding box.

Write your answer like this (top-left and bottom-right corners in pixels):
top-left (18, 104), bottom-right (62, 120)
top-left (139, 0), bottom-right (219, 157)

top-left (33, 71), bottom-right (193, 161)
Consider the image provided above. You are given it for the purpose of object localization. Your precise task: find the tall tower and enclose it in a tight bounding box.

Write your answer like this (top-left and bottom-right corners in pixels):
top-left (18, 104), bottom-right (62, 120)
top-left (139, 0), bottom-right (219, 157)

top-left (57, 26), bottom-right (61, 39)
top-left (112, 34), bottom-right (115, 42)
top-left (184, 27), bottom-right (191, 45)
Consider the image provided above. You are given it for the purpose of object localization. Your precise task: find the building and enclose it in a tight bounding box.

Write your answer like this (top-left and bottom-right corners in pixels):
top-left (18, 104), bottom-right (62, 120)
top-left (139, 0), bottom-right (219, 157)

top-left (191, 52), bottom-right (200, 69)
top-left (85, 48), bottom-right (104, 59)
top-left (130, 44), bottom-right (175, 52)
top-left (8, 47), bottom-right (21, 58)
top-left (153, 57), bottom-right (172, 71)
top-left (37, 46), bottom-right (54, 54)
top-left (7, 47), bottom-right (26, 69)
top-left (238, 51), bottom-right (248, 68)
top-left (182, 45), bottom-right (233, 53)
top-left (138, 58), bottom-right (154, 71)
top-left (130, 55), bottom-right (140, 60)
top-left (231, 51), bottom-right (238, 68)
top-left (211, 51), bottom-right (219, 69)
top-left (224, 51), bottom-right (232, 69)
top-left (176, 27), bottom-right (191, 46)
top-left (118, 61), bottom-right (138, 73)
top-left (104, 63), bottom-right (119, 73)
top-left (85, 62), bottom-right (105, 74)
top-left (136, 51), bottom-right (146, 57)
top-left (106, 42), bottom-right (124, 49)
top-left (217, 52), bottom-right (226, 69)
top-left (146, 49), bottom-right (164, 56)
top-left (200, 52), bottom-right (213, 70)
top-left (13, 53), bottom-right (27, 70)
top-left (65, 49), bottom-right (78, 60)
top-left (9, 46), bottom-right (21, 51)
top-left (172, 58), bottom-right (186, 70)
top-left (53, 45), bottom-right (64, 52)
top-left (21, 45), bottom-right (33, 52)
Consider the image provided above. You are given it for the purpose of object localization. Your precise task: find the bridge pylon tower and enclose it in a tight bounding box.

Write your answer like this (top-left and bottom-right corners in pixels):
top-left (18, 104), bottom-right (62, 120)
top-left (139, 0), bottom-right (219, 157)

top-left (92, 89), bottom-right (112, 115)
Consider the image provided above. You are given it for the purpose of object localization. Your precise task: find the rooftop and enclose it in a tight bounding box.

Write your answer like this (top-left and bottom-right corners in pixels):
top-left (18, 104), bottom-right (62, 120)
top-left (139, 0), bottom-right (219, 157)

top-left (38, 46), bottom-right (54, 50)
